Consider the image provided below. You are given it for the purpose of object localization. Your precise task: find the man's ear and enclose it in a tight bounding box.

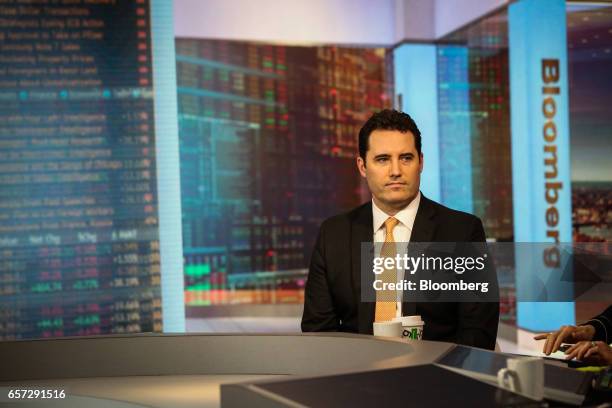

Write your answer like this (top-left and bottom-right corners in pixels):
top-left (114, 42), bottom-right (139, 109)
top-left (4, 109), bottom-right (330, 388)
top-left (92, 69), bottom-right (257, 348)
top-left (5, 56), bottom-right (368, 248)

top-left (419, 153), bottom-right (424, 173)
top-left (357, 156), bottom-right (367, 178)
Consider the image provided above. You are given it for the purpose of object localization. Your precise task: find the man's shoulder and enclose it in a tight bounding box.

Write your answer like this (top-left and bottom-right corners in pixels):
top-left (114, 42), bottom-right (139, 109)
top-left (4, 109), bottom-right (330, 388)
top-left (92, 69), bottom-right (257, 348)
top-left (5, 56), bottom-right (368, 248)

top-left (320, 202), bottom-right (370, 231)
top-left (419, 196), bottom-right (486, 240)
top-left (421, 196), bottom-right (483, 231)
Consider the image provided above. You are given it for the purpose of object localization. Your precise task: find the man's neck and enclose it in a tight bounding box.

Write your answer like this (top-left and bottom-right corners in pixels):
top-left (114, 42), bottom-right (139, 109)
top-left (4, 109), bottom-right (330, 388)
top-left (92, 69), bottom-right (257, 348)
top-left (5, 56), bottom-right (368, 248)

top-left (372, 195), bottom-right (418, 216)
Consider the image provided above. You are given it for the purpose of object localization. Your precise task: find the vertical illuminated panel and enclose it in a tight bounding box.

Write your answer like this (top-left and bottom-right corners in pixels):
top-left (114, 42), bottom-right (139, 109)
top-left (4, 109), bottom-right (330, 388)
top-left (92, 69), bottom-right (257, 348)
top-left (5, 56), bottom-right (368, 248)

top-left (509, 0), bottom-right (573, 330)
top-left (393, 44), bottom-right (440, 201)
top-left (436, 46), bottom-right (473, 213)
top-left (151, 0), bottom-right (185, 332)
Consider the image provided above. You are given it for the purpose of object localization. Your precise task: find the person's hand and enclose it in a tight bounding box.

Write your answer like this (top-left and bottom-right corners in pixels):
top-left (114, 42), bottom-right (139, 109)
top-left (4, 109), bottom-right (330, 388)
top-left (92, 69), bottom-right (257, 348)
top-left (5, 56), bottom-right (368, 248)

top-left (534, 324), bottom-right (596, 355)
top-left (564, 341), bottom-right (612, 365)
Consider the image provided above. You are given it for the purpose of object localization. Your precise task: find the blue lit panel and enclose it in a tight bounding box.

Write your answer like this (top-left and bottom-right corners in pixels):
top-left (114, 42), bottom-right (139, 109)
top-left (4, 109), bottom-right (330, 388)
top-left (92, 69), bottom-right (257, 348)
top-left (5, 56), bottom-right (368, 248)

top-left (152, 0), bottom-right (185, 332)
top-left (509, 0), bottom-right (574, 331)
top-left (436, 46), bottom-right (473, 213)
top-left (393, 44), bottom-right (440, 201)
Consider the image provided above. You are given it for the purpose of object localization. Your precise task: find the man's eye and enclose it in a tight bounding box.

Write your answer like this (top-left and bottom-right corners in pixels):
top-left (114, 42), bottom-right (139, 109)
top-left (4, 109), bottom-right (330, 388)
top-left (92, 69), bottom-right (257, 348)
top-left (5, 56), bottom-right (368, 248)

top-left (401, 156), bottom-right (412, 162)
top-left (376, 157), bottom-right (388, 163)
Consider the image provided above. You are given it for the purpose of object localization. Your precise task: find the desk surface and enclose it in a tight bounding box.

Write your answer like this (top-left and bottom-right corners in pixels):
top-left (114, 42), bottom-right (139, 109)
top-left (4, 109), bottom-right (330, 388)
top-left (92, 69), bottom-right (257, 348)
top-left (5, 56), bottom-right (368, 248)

top-left (0, 333), bottom-right (454, 407)
top-left (2, 375), bottom-right (282, 408)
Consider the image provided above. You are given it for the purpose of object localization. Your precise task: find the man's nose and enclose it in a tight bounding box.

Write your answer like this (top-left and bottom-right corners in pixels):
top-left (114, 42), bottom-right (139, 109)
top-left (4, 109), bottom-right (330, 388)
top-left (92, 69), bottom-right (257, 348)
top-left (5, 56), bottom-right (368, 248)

top-left (390, 158), bottom-right (401, 176)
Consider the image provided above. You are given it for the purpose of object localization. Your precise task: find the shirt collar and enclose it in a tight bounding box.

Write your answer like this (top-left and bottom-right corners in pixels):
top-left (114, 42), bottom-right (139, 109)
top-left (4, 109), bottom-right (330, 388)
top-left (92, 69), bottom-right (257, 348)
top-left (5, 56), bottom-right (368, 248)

top-left (372, 191), bottom-right (421, 233)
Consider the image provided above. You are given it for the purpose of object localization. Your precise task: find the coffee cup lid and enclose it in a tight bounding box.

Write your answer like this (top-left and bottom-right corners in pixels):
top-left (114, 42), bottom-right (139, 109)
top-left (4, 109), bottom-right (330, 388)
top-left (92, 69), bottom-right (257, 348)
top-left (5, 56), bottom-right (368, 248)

top-left (392, 315), bottom-right (424, 326)
top-left (373, 321), bottom-right (402, 327)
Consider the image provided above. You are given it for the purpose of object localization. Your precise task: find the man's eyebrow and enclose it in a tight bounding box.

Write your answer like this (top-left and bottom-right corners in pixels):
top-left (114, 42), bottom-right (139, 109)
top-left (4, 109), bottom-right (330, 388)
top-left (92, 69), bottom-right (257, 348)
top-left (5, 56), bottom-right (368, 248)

top-left (373, 153), bottom-right (390, 159)
top-left (399, 152), bottom-right (415, 157)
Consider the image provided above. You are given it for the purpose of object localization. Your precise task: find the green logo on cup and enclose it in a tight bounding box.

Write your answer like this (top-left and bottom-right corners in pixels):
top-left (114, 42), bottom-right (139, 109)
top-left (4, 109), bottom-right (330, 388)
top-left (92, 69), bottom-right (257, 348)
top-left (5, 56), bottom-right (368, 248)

top-left (403, 328), bottom-right (419, 339)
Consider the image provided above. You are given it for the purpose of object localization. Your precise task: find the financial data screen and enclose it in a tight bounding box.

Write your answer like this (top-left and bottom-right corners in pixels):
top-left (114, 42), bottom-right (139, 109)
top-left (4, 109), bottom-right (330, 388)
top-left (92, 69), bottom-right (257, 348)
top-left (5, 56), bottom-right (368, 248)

top-left (0, 0), bottom-right (162, 339)
top-left (176, 40), bottom-right (393, 308)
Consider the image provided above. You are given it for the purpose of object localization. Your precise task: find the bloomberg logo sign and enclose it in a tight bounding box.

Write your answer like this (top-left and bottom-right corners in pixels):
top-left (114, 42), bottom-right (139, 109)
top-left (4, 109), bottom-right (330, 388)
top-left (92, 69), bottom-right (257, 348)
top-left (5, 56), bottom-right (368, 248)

top-left (542, 59), bottom-right (561, 267)
top-left (509, 0), bottom-right (573, 331)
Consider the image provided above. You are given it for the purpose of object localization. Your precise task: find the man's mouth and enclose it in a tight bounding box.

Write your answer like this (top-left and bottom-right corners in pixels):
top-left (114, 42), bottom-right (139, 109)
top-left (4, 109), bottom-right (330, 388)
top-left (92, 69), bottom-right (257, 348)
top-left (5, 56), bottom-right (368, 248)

top-left (386, 182), bottom-right (406, 187)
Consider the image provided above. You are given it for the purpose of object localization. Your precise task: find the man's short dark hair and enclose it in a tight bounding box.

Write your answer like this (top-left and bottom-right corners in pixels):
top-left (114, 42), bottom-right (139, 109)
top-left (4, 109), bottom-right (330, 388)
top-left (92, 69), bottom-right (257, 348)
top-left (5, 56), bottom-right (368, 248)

top-left (358, 109), bottom-right (422, 162)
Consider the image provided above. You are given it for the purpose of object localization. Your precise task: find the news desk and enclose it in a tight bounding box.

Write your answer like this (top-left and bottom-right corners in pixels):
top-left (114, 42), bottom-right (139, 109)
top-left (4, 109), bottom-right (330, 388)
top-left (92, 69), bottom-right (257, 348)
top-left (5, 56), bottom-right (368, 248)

top-left (0, 333), bottom-right (582, 407)
top-left (1, 333), bottom-right (453, 407)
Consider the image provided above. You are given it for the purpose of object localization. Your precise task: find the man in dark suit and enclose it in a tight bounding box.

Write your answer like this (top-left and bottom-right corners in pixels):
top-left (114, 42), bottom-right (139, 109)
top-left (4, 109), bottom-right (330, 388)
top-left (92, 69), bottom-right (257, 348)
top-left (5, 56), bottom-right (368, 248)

top-left (301, 109), bottom-right (499, 350)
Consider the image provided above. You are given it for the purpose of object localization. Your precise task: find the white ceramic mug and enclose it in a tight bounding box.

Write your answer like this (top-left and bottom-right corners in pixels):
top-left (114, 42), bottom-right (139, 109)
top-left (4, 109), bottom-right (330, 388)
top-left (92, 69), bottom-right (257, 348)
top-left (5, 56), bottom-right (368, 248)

top-left (497, 357), bottom-right (544, 401)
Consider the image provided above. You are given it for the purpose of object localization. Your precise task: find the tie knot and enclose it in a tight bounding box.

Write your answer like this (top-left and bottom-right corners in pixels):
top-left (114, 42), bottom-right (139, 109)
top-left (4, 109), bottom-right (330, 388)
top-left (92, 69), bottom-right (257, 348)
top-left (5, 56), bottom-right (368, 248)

top-left (384, 217), bottom-right (399, 234)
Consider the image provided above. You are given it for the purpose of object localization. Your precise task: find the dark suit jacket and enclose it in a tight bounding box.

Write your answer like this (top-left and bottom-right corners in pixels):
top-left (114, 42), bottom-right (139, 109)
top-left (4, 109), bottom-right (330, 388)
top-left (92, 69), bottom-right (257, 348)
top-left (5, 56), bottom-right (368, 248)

top-left (586, 305), bottom-right (612, 344)
top-left (301, 194), bottom-right (499, 350)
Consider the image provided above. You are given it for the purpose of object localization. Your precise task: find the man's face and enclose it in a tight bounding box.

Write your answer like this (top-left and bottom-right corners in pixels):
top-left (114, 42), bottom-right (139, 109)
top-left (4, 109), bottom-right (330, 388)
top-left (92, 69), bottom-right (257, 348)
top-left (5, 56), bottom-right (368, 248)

top-left (357, 129), bottom-right (423, 214)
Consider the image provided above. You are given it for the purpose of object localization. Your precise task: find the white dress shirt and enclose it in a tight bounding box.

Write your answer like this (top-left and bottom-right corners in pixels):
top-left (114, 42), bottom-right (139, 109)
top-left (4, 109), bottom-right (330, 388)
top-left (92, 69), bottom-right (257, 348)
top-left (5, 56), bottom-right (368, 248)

top-left (372, 192), bottom-right (421, 317)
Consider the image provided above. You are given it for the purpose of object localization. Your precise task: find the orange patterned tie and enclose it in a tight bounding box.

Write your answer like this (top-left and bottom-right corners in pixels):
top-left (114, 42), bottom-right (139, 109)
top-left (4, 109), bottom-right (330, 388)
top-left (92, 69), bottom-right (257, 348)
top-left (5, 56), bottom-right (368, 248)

top-left (375, 217), bottom-right (399, 322)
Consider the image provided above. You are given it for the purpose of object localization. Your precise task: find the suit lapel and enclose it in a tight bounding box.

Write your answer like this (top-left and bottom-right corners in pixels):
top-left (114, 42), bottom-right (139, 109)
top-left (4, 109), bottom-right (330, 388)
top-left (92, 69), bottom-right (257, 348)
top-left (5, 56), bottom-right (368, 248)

top-left (349, 202), bottom-right (375, 334)
top-left (403, 194), bottom-right (437, 316)
top-left (410, 194), bottom-right (437, 243)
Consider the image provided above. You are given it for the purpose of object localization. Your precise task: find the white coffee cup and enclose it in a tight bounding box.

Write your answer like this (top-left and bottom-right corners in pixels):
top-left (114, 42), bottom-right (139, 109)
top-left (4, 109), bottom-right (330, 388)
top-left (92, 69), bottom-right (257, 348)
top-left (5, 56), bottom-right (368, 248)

top-left (497, 357), bottom-right (544, 401)
top-left (392, 315), bottom-right (425, 340)
top-left (373, 321), bottom-right (402, 338)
